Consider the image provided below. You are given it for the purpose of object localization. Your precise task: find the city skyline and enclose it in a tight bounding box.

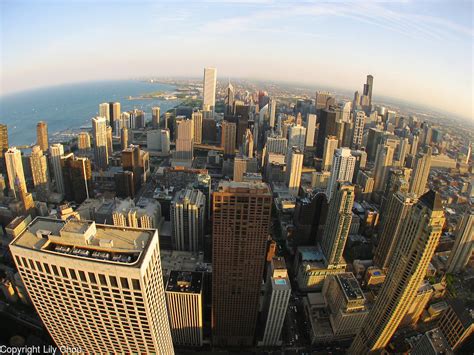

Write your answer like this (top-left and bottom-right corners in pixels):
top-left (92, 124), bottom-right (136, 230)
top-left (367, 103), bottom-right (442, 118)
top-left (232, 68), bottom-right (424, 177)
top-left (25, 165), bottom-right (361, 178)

top-left (1, 1), bottom-right (472, 121)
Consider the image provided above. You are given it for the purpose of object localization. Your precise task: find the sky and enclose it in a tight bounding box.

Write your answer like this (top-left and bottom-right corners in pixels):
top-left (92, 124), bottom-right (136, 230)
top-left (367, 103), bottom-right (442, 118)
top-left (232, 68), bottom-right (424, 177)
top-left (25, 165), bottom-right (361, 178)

top-left (1, 0), bottom-right (473, 120)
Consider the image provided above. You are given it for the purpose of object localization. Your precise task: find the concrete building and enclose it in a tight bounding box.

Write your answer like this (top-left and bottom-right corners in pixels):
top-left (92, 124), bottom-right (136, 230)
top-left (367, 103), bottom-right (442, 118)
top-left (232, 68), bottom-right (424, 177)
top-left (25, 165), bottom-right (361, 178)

top-left (288, 123), bottom-right (306, 153)
top-left (36, 121), bottom-right (48, 152)
top-left (49, 143), bottom-right (65, 194)
top-left (61, 154), bottom-right (92, 204)
top-left (409, 146), bottom-right (432, 197)
top-left (351, 110), bottom-right (365, 150)
top-left (174, 117), bottom-right (194, 163)
top-left (192, 111), bottom-right (203, 144)
top-left (412, 328), bottom-right (453, 355)
top-left (400, 281), bottom-right (433, 327)
top-left (92, 116), bottom-right (109, 170)
top-left (112, 198), bottom-right (161, 229)
top-left (202, 67), bottom-right (217, 113)
top-left (373, 143), bottom-right (395, 193)
top-left (165, 271), bottom-right (204, 347)
top-left (221, 120), bottom-right (236, 157)
top-left (322, 136), bottom-right (338, 171)
top-left (286, 147), bottom-right (303, 196)
top-left (326, 148), bottom-right (356, 200)
top-left (10, 218), bottom-right (174, 354)
top-left (5, 147), bottom-right (27, 198)
top-left (305, 114), bottom-right (317, 147)
top-left (77, 132), bottom-right (91, 153)
top-left (152, 106), bottom-right (160, 129)
top-left (438, 300), bottom-right (474, 351)
top-left (446, 210), bottom-right (474, 273)
top-left (0, 124), bottom-right (8, 158)
top-left (29, 145), bottom-right (49, 198)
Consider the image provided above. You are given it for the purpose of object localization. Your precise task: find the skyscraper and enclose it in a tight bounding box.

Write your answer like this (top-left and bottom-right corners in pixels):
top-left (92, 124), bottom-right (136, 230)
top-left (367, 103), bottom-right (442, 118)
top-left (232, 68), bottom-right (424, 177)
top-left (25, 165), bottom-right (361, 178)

top-left (409, 146), bottom-right (432, 197)
top-left (321, 182), bottom-right (354, 266)
top-left (373, 143), bottom-right (395, 193)
top-left (165, 271), bottom-right (204, 347)
top-left (212, 181), bottom-right (272, 346)
top-left (120, 127), bottom-right (129, 150)
top-left (152, 106), bottom-right (161, 129)
top-left (174, 117), bottom-right (194, 163)
top-left (49, 143), bottom-right (65, 194)
top-left (108, 102), bottom-right (121, 133)
top-left (446, 210), bottom-right (473, 273)
top-left (171, 188), bottom-right (206, 252)
top-left (61, 154), bottom-right (92, 203)
top-left (315, 91), bottom-right (333, 110)
top-left (77, 132), bottom-right (91, 153)
top-left (10, 218), bottom-right (174, 354)
top-left (315, 109), bottom-right (338, 158)
top-left (242, 129), bottom-right (254, 158)
top-left (305, 114), bottom-right (317, 147)
top-left (192, 110), bottom-right (203, 144)
top-left (321, 136), bottom-right (338, 173)
top-left (221, 120), bottom-right (236, 157)
top-left (36, 121), bottom-right (49, 152)
top-left (92, 116), bottom-right (109, 170)
top-left (286, 147), bottom-right (303, 196)
top-left (106, 126), bottom-right (113, 155)
top-left (260, 257), bottom-right (291, 346)
top-left (225, 81), bottom-right (235, 115)
top-left (5, 147), bottom-right (27, 198)
top-left (349, 190), bottom-right (445, 354)
top-left (326, 148), bottom-right (356, 200)
top-left (269, 98), bottom-right (277, 128)
top-left (99, 102), bottom-right (110, 123)
top-left (29, 145), bottom-right (49, 198)
top-left (363, 74), bottom-right (374, 106)
top-left (203, 67), bottom-right (217, 114)
top-left (0, 124), bottom-right (8, 158)
top-left (351, 110), bottom-right (365, 150)
top-left (288, 122), bottom-right (306, 153)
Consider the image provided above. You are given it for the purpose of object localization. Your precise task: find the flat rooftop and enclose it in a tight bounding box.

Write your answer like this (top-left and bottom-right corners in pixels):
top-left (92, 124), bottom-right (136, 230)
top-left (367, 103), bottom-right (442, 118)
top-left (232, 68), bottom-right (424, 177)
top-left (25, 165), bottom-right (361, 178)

top-left (337, 273), bottom-right (365, 301)
top-left (10, 217), bottom-right (154, 267)
top-left (166, 271), bottom-right (203, 294)
top-left (217, 181), bottom-right (271, 195)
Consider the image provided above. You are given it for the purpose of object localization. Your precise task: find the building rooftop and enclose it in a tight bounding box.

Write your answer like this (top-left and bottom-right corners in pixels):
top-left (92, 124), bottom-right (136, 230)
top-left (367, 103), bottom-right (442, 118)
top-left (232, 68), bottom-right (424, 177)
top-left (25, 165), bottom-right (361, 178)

top-left (419, 190), bottom-right (443, 211)
top-left (217, 180), bottom-right (271, 194)
top-left (10, 217), bottom-right (154, 267)
top-left (424, 328), bottom-right (453, 354)
top-left (165, 270), bottom-right (203, 294)
top-left (336, 273), bottom-right (365, 301)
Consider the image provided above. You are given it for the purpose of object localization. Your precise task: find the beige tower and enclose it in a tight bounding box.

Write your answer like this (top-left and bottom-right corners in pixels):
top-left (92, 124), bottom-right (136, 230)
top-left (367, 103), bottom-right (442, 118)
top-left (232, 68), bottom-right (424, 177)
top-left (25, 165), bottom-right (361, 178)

top-left (446, 210), bottom-right (474, 273)
top-left (36, 121), bottom-right (49, 152)
top-left (49, 143), bottom-right (65, 194)
top-left (174, 117), bottom-right (194, 163)
top-left (409, 146), bottom-right (432, 196)
top-left (92, 116), bottom-right (109, 170)
top-left (322, 135), bottom-right (338, 171)
top-left (192, 111), bottom-right (203, 144)
top-left (30, 145), bottom-right (49, 198)
top-left (285, 147), bottom-right (303, 196)
top-left (77, 132), bottom-right (91, 153)
top-left (121, 127), bottom-right (129, 150)
top-left (5, 147), bottom-right (27, 198)
top-left (202, 67), bottom-right (217, 113)
top-left (373, 143), bottom-right (395, 193)
top-left (349, 190), bottom-right (445, 354)
top-left (10, 218), bottom-right (174, 354)
top-left (221, 120), bottom-right (236, 157)
top-left (152, 106), bottom-right (161, 129)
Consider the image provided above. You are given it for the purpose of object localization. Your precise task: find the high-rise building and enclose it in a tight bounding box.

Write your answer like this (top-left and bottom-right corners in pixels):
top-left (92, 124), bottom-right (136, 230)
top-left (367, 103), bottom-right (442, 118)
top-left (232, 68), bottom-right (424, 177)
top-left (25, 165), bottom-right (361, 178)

top-left (326, 148), bottom-right (356, 200)
top-left (99, 102), bottom-right (110, 123)
top-left (165, 271), bottom-right (204, 347)
top-left (373, 143), bottom-right (395, 193)
top-left (36, 121), bottom-right (49, 152)
top-left (225, 81), bottom-right (235, 115)
top-left (77, 132), bottom-right (91, 153)
top-left (108, 102), bottom-right (121, 133)
top-left (411, 328), bottom-right (453, 355)
top-left (203, 67), bottom-right (217, 113)
top-left (152, 106), bottom-right (160, 129)
top-left (212, 181), bottom-right (272, 346)
top-left (363, 74), bottom-right (374, 106)
top-left (446, 210), bottom-right (473, 273)
top-left (305, 114), bottom-right (317, 147)
top-left (409, 146), bottom-right (432, 197)
top-left (29, 145), bottom-right (49, 198)
top-left (192, 111), bottom-right (203, 144)
top-left (260, 257), bottom-right (291, 346)
top-left (111, 198), bottom-right (161, 229)
top-left (0, 124), bottom-right (8, 158)
top-left (351, 110), bottom-right (365, 150)
top-left (121, 127), bottom-right (129, 150)
top-left (321, 182), bottom-right (354, 266)
top-left (315, 109), bottom-right (338, 158)
top-left (315, 91), bottom-right (333, 110)
top-left (49, 143), bottom-right (65, 194)
top-left (10, 218), bottom-right (174, 354)
top-left (397, 137), bottom-right (409, 167)
top-left (400, 281), bottom-right (433, 327)
top-left (174, 117), bottom-right (194, 162)
top-left (221, 120), bottom-right (236, 157)
top-left (233, 156), bottom-right (247, 182)
top-left (61, 154), bottom-right (92, 203)
top-left (5, 147), bottom-right (27, 199)
top-left (374, 191), bottom-right (417, 271)
top-left (171, 189), bottom-right (206, 252)
top-left (269, 99), bottom-right (277, 128)
top-left (92, 116), bottom-right (109, 170)
top-left (106, 126), bottom-right (113, 155)
top-left (410, 134), bottom-right (419, 156)
top-left (288, 122), bottom-right (306, 153)
top-left (322, 135), bottom-right (339, 171)
top-left (16, 176), bottom-right (35, 216)
top-left (286, 147), bottom-right (303, 196)
top-left (242, 129), bottom-right (254, 158)
top-left (265, 135), bottom-right (287, 155)
top-left (438, 299), bottom-right (474, 351)
top-left (349, 190), bottom-right (445, 354)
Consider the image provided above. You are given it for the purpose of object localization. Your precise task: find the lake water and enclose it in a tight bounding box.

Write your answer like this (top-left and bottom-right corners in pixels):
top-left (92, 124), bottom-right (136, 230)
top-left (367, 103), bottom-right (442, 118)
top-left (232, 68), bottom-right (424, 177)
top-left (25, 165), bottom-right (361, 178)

top-left (0, 80), bottom-right (179, 146)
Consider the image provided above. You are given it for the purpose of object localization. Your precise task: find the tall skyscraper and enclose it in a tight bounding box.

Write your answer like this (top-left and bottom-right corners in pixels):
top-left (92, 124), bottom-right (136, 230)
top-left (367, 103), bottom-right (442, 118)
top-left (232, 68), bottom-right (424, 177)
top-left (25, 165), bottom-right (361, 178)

top-left (36, 121), bottom-right (49, 152)
top-left (165, 271), bottom-right (204, 347)
top-left (174, 117), bottom-right (194, 162)
top-left (120, 127), bottom-right (129, 150)
top-left (0, 124), bottom-right (8, 158)
top-left (288, 122), bottom-right (306, 153)
top-left (321, 182), bottom-right (354, 266)
top-left (49, 143), bottom-right (65, 194)
top-left (61, 154), bottom-right (92, 203)
top-left (171, 188), bottom-right (206, 252)
top-left (152, 106), bottom-right (160, 129)
top-left (322, 135), bottom-right (339, 171)
top-left (397, 137), bottom-right (409, 167)
top-left (326, 148), bottom-right (356, 200)
top-left (225, 81), bottom-right (235, 115)
top-left (191, 110), bottom-right (203, 145)
top-left (446, 210), bottom-right (473, 273)
top-left (315, 109), bottom-right (338, 158)
top-left (109, 102), bottom-right (121, 133)
top-left (269, 98), bottom-right (277, 128)
top-left (99, 102), bottom-right (110, 123)
top-left (286, 147), bottom-right (303, 196)
top-left (409, 146), bottom-right (432, 197)
top-left (203, 67), bottom-right (217, 114)
top-left (242, 129), bottom-right (254, 158)
top-left (212, 181), bottom-right (272, 346)
top-left (30, 145), bottom-right (49, 198)
top-left (106, 126), bottom-right (113, 155)
top-left (92, 116), bottom-right (109, 170)
top-left (10, 218), bottom-right (174, 354)
top-left (5, 147), bottom-right (27, 198)
top-left (221, 120), bottom-right (236, 157)
top-left (373, 143), bottom-right (395, 193)
top-left (349, 190), bottom-right (445, 354)
top-left (374, 191), bottom-right (417, 271)
top-left (438, 300), bottom-right (474, 351)
top-left (260, 257), bottom-right (291, 346)
top-left (315, 91), bottom-right (333, 110)
top-left (265, 135), bottom-right (287, 155)
top-left (77, 132), bottom-right (91, 153)
top-left (305, 114), bottom-right (317, 147)
top-left (351, 110), bottom-right (365, 150)
top-left (363, 74), bottom-right (374, 106)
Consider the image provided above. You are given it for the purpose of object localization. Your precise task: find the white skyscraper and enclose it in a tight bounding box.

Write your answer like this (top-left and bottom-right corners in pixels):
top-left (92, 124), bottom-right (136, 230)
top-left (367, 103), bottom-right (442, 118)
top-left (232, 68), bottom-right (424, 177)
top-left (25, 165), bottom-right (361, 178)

top-left (305, 114), bottom-right (317, 147)
top-left (351, 110), bottom-right (366, 150)
top-left (202, 67), bottom-right (217, 114)
top-left (322, 136), bottom-right (339, 171)
top-left (4, 147), bottom-right (27, 198)
top-left (327, 148), bottom-right (356, 200)
top-left (286, 147), bottom-right (303, 196)
top-left (49, 143), bottom-right (65, 194)
top-left (92, 116), bottom-right (109, 170)
top-left (10, 218), bottom-right (174, 354)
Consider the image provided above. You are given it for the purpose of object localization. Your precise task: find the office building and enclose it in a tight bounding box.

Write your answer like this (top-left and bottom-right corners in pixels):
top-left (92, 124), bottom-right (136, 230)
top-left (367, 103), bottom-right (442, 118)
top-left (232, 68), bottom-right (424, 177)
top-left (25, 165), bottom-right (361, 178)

top-left (122, 145), bottom-right (143, 192)
top-left (412, 328), bottom-right (453, 355)
top-left (202, 67), bottom-right (217, 113)
top-left (315, 109), bottom-right (338, 158)
top-left (363, 75), bottom-right (374, 106)
top-left (286, 147), bottom-right (303, 196)
top-left (269, 99), bottom-right (277, 128)
top-left (49, 143), bottom-right (65, 194)
top-left (36, 121), bottom-right (49, 152)
top-left (212, 181), bottom-right (272, 346)
top-left (121, 127), bottom-right (129, 150)
top-left (61, 154), bottom-right (92, 204)
top-left (288, 122), bottom-right (306, 153)
top-left (373, 144), bottom-right (395, 193)
top-left (401, 281), bottom-right (433, 327)
top-left (5, 147), bottom-right (27, 198)
top-left (99, 102), bottom-right (110, 123)
top-left (109, 102), bottom-right (121, 133)
top-left (322, 136), bottom-right (339, 171)
top-left (221, 120), bottom-right (236, 157)
top-left (112, 198), bottom-right (161, 229)
top-left (192, 111), bottom-right (203, 144)
top-left (326, 148), bottom-right (356, 200)
top-left (0, 124), bottom-right (8, 158)
top-left (446, 210), bottom-right (474, 273)
top-left (315, 91), bottom-right (333, 110)
top-left (351, 110), bottom-right (365, 150)
top-left (265, 135), bottom-right (287, 155)
top-left (306, 114), bottom-right (317, 147)
top-left (260, 257), bottom-right (291, 346)
top-left (321, 182), bottom-right (354, 266)
top-left (165, 271), bottom-right (204, 347)
top-left (29, 145), bottom-right (49, 198)
top-left (438, 300), bottom-right (474, 351)
top-left (349, 190), bottom-right (445, 354)
top-left (242, 128), bottom-right (254, 158)
top-left (77, 132), bottom-right (91, 153)
top-left (152, 106), bottom-right (160, 129)
top-left (171, 189), bottom-right (206, 252)
top-left (10, 218), bottom-right (174, 354)
top-left (409, 146), bottom-right (432, 197)
top-left (225, 81), bottom-right (235, 115)
top-left (92, 116), bottom-right (109, 170)
top-left (174, 117), bottom-right (194, 163)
